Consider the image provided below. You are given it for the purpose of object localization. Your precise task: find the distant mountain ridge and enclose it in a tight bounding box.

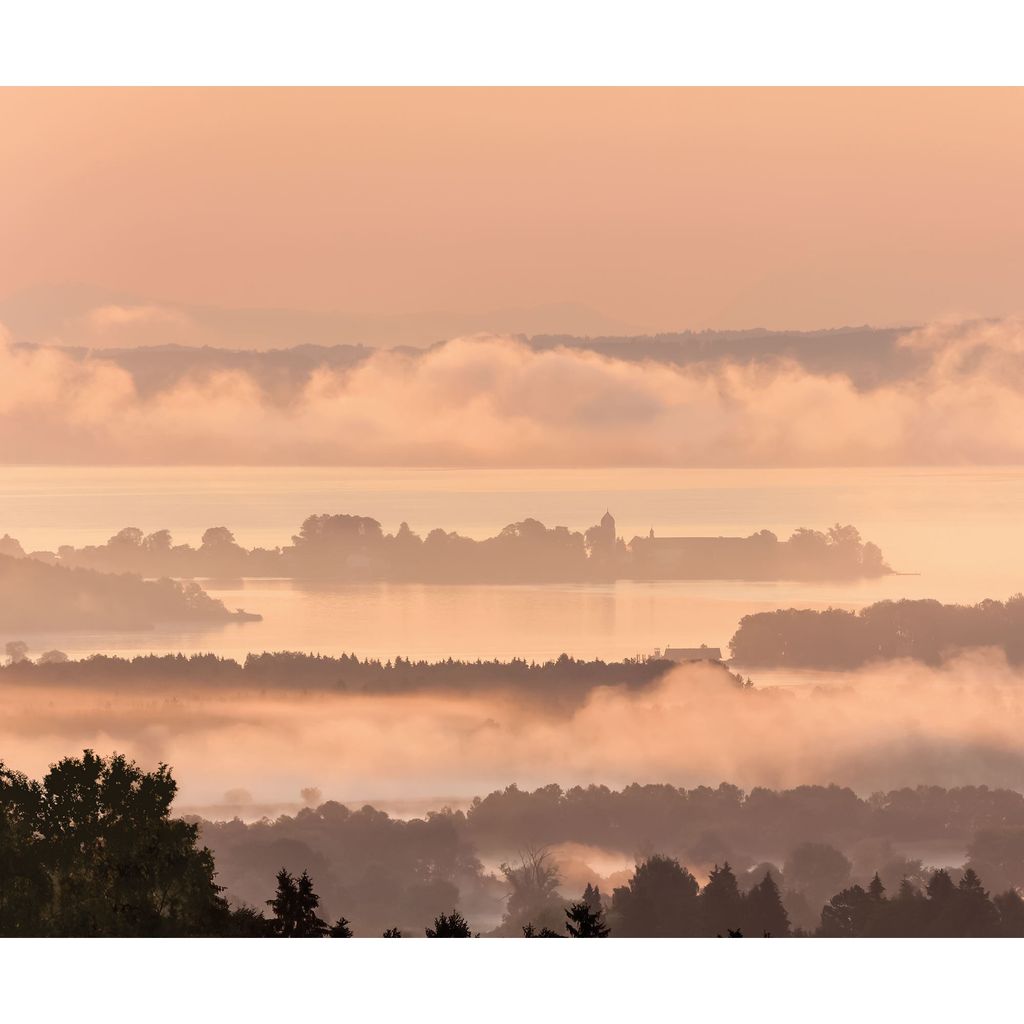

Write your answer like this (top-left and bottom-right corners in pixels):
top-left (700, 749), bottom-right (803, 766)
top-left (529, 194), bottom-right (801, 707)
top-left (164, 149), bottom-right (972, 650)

top-left (0, 283), bottom-right (643, 349)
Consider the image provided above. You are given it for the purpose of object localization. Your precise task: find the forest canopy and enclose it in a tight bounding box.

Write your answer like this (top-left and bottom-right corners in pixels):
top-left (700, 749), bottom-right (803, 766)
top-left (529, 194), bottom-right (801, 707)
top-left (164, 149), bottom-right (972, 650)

top-left (5, 752), bottom-right (1024, 938)
top-left (730, 596), bottom-right (1024, 668)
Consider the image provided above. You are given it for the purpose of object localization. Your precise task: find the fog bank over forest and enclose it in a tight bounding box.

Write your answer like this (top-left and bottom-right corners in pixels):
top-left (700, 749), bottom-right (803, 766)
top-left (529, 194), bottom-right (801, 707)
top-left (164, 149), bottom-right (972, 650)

top-left (2, 317), bottom-right (1024, 465)
top-left (5, 654), bottom-right (1024, 805)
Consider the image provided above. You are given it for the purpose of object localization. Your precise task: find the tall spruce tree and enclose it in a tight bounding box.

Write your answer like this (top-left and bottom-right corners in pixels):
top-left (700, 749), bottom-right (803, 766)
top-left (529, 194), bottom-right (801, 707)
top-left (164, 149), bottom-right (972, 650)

top-left (954, 867), bottom-right (999, 937)
top-left (700, 862), bottom-right (743, 936)
top-left (267, 868), bottom-right (328, 937)
top-left (582, 882), bottom-right (604, 916)
top-left (744, 871), bottom-right (791, 937)
top-left (565, 898), bottom-right (611, 937)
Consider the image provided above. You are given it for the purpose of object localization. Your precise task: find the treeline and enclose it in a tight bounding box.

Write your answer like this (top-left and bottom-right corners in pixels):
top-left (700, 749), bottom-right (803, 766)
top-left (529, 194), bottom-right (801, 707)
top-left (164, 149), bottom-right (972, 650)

top-left (461, 781), bottom-right (1024, 860)
top-left (197, 780), bottom-right (1024, 934)
top-left (248, 856), bottom-right (787, 938)
top-left (729, 595), bottom-right (1024, 668)
top-left (0, 650), bottom-right (735, 704)
top-left (11, 513), bottom-right (890, 583)
top-left (0, 553), bottom-right (254, 632)
top-left (4, 751), bottom-right (1024, 938)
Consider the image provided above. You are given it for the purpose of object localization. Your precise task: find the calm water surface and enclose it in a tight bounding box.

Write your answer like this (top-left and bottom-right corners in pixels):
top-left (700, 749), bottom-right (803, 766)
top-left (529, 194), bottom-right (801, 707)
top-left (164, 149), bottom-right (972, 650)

top-left (3, 465), bottom-right (1021, 661)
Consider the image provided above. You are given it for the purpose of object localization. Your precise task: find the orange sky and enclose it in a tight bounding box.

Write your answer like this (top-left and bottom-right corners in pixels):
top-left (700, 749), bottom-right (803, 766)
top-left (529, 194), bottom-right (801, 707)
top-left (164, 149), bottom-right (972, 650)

top-left (2, 88), bottom-right (1023, 332)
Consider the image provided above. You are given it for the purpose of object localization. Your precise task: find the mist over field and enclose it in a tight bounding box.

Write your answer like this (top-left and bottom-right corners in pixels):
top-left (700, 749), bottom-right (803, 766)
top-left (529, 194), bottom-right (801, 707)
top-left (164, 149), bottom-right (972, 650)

top-left (5, 653), bottom-right (1024, 807)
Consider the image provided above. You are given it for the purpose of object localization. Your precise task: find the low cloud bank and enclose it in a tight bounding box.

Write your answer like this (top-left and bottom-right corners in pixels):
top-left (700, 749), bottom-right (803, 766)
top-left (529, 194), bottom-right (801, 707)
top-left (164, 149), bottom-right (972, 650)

top-left (3, 652), bottom-right (1024, 805)
top-left (2, 318), bottom-right (1024, 465)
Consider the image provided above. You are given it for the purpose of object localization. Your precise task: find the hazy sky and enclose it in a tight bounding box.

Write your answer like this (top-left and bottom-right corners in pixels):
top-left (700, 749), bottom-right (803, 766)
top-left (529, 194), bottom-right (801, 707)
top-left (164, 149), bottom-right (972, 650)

top-left (3, 88), bottom-right (1023, 333)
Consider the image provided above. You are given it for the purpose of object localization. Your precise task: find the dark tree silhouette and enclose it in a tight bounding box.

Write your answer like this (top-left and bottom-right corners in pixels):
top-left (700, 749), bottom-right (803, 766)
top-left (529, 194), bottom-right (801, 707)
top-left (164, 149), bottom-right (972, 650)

top-left (610, 855), bottom-right (700, 937)
top-left (0, 750), bottom-right (232, 936)
top-left (701, 862), bottom-right (743, 936)
top-left (743, 871), bottom-right (791, 937)
top-left (382, 926), bottom-right (403, 937)
top-left (819, 884), bottom-right (872, 937)
top-left (817, 865), bottom-right (1006, 937)
top-left (565, 897), bottom-right (611, 937)
top-left (267, 868), bottom-right (328, 937)
top-left (927, 867), bottom-right (955, 896)
top-left (952, 867), bottom-right (1000, 937)
top-left (522, 922), bottom-right (562, 937)
top-left (426, 909), bottom-right (472, 937)
top-left (867, 872), bottom-right (885, 902)
top-left (224, 904), bottom-right (276, 937)
top-left (328, 916), bottom-right (354, 937)
top-left (582, 882), bottom-right (604, 916)
top-left (993, 889), bottom-right (1024, 937)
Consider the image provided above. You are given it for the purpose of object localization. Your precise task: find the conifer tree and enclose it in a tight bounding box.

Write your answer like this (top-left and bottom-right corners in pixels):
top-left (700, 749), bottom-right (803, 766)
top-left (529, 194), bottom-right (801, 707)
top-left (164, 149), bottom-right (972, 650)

top-left (328, 916), bottom-right (354, 937)
top-left (582, 882), bottom-right (604, 916)
top-left (609, 855), bottom-right (700, 937)
top-left (744, 871), bottom-right (791, 937)
top-left (954, 867), bottom-right (999, 937)
top-left (267, 868), bottom-right (328, 937)
top-left (700, 862), bottom-right (743, 936)
top-left (867, 872), bottom-right (885, 902)
top-left (891, 877), bottom-right (927, 937)
top-left (565, 898), bottom-right (611, 937)
top-left (925, 868), bottom-right (956, 904)
top-left (426, 909), bottom-right (472, 937)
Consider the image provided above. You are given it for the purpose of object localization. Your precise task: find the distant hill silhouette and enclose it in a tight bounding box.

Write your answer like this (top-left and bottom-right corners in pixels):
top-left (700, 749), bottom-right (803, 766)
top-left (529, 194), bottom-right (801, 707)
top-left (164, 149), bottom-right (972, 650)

top-left (0, 553), bottom-right (258, 631)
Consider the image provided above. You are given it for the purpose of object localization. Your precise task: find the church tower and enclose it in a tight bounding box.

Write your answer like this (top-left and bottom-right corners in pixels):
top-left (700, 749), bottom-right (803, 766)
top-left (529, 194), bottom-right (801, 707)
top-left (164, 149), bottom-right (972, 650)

top-left (587, 510), bottom-right (617, 566)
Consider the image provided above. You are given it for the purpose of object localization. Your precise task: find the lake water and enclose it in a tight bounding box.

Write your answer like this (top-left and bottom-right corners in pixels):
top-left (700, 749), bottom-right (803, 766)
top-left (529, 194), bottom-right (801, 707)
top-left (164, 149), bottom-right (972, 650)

top-left (3, 465), bottom-right (1022, 661)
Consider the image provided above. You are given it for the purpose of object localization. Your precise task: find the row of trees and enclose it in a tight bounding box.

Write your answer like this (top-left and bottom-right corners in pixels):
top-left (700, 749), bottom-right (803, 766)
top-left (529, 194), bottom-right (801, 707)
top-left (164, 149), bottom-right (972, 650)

top-left (730, 595), bottom-right (1024, 667)
top-left (484, 848), bottom-right (789, 937)
top-left (262, 867), bottom-right (609, 938)
top-left (10, 512), bottom-right (889, 583)
top-left (256, 854), bottom-right (1024, 939)
top-left (6, 752), bottom-right (1024, 937)
top-left (199, 783), bottom-right (1024, 934)
top-left (817, 867), bottom-right (1024, 937)
top-left (1, 650), bottom-right (741, 706)
top-left (462, 781), bottom-right (1024, 867)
